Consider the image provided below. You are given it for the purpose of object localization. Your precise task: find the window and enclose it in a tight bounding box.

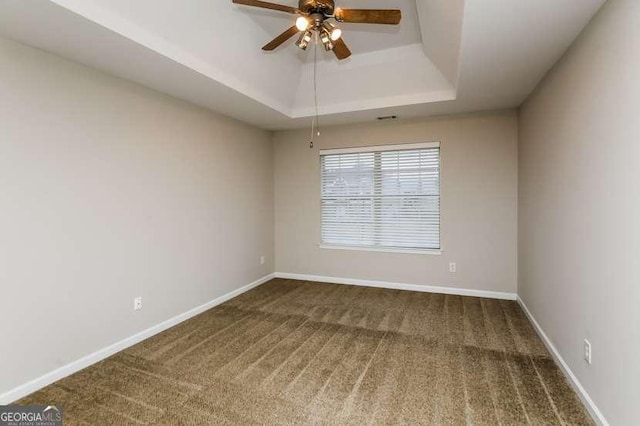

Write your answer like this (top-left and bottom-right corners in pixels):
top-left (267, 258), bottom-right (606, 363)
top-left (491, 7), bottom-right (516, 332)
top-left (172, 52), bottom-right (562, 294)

top-left (320, 142), bottom-right (440, 253)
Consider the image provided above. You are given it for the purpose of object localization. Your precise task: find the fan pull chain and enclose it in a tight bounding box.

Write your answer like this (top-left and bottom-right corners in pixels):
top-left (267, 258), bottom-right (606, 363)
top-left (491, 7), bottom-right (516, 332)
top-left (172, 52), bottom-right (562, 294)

top-left (310, 31), bottom-right (320, 149)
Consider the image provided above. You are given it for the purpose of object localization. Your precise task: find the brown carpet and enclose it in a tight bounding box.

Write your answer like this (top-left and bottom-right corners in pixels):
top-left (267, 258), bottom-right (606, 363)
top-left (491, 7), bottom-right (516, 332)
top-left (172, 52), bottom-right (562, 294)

top-left (20, 279), bottom-right (593, 425)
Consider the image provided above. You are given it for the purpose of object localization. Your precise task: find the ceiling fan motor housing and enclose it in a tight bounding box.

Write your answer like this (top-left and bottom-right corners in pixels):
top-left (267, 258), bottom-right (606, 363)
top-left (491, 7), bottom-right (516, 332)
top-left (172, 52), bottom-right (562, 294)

top-left (299, 0), bottom-right (335, 15)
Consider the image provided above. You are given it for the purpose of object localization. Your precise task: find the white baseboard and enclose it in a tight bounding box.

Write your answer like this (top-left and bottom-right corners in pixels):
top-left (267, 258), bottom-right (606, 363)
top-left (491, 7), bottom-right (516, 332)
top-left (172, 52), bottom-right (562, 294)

top-left (517, 297), bottom-right (609, 426)
top-left (0, 273), bottom-right (275, 405)
top-left (274, 272), bottom-right (517, 301)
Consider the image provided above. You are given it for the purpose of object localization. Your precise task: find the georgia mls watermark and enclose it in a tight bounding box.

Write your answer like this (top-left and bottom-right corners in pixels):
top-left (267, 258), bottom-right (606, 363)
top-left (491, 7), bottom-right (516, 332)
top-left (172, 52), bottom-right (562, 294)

top-left (0, 405), bottom-right (62, 426)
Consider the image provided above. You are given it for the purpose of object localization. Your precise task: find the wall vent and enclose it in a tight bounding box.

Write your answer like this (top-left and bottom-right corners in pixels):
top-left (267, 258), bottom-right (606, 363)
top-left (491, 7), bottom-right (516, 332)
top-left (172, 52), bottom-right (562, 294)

top-left (377, 115), bottom-right (398, 121)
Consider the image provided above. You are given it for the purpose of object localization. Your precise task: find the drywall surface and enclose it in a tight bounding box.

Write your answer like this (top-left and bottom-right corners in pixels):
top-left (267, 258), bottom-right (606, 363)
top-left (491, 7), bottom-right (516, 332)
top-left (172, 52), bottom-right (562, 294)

top-left (0, 36), bottom-right (274, 395)
top-left (274, 111), bottom-right (518, 294)
top-left (518, 0), bottom-right (640, 423)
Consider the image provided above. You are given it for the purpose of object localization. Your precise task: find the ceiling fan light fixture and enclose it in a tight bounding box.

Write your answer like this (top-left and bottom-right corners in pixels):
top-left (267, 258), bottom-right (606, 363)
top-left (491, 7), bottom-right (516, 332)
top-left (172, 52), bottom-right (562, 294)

top-left (323, 21), bottom-right (342, 41)
top-left (295, 16), bottom-right (310, 32)
top-left (320, 29), bottom-right (334, 51)
top-left (296, 30), bottom-right (313, 50)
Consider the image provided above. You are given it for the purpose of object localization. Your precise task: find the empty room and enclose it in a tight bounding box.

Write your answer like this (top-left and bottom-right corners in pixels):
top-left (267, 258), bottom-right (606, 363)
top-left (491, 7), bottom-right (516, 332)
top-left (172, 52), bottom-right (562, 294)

top-left (0, 0), bottom-right (637, 424)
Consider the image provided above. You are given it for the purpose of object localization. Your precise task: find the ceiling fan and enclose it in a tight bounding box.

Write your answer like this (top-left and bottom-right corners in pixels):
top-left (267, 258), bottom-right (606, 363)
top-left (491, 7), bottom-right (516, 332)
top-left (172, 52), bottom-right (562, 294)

top-left (232, 0), bottom-right (402, 60)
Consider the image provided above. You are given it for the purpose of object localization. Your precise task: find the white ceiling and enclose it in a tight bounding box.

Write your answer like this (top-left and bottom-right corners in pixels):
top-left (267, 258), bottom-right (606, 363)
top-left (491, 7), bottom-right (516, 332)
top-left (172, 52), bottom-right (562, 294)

top-left (0, 0), bottom-right (605, 130)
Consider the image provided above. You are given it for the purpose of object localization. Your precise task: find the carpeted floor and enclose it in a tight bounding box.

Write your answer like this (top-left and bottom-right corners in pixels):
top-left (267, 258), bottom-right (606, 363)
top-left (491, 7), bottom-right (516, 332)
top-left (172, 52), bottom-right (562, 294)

top-left (20, 279), bottom-right (593, 425)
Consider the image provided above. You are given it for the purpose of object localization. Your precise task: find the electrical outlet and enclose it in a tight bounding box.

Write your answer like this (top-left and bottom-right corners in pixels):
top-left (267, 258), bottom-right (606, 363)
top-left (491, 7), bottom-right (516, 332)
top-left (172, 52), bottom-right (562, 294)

top-left (449, 262), bottom-right (457, 273)
top-left (134, 297), bottom-right (142, 311)
top-left (260, 256), bottom-right (265, 265)
top-left (584, 339), bottom-right (592, 364)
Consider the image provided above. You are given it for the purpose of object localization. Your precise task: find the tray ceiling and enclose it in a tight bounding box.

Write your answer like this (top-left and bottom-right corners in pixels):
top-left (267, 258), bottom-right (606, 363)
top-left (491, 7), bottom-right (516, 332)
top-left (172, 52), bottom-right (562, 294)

top-left (0, 0), bottom-right (605, 130)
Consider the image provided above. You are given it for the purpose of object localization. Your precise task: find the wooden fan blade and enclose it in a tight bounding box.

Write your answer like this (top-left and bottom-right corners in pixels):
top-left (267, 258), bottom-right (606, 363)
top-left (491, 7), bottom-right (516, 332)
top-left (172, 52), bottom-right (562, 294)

top-left (335, 9), bottom-right (402, 25)
top-left (232, 0), bottom-right (298, 14)
top-left (333, 38), bottom-right (352, 60)
top-left (262, 26), bottom-right (300, 51)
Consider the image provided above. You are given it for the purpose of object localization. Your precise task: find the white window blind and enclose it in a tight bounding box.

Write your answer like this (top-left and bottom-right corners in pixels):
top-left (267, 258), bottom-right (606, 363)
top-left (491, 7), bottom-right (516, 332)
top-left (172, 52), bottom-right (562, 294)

top-left (320, 143), bottom-right (440, 252)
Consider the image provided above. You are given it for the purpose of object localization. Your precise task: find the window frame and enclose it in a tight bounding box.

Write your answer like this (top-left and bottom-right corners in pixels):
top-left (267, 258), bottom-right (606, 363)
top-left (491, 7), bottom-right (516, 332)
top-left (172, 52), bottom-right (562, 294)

top-left (318, 142), bottom-right (442, 256)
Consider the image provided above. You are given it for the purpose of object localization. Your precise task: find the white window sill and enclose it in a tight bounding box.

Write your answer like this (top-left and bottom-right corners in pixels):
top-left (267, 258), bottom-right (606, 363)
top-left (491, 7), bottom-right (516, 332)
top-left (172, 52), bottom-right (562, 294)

top-left (319, 244), bottom-right (442, 256)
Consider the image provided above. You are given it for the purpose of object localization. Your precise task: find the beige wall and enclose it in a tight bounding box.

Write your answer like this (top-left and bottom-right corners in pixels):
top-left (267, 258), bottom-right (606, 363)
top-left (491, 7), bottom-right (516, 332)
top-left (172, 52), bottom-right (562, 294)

top-left (518, 0), bottom-right (640, 424)
top-left (274, 112), bottom-right (518, 294)
top-left (0, 37), bottom-right (274, 396)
